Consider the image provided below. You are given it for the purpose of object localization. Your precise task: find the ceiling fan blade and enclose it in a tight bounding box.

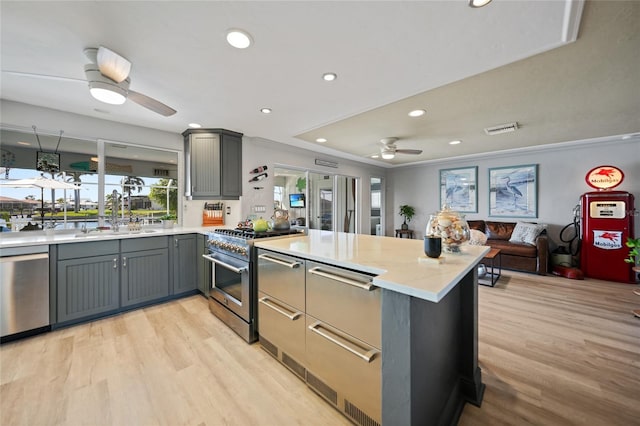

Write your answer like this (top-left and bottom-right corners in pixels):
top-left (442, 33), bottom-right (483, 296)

top-left (2, 70), bottom-right (85, 83)
top-left (97, 46), bottom-right (131, 83)
top-left (128, 90), bottom-right (177, 117)
top-left (396, 149), bottom-right (423, 155)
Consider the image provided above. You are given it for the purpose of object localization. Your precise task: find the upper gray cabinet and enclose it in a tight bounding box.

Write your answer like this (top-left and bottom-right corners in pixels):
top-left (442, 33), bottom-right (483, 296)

top-left (183, 128), bottom-right (243, 200)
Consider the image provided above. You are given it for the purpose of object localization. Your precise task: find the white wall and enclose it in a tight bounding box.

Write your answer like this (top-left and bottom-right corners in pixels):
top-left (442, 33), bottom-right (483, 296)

top-left (1, 100), bottom-right (181, 150)
top-left (387, 138), bottom-right (640, 249)
top-left (241, 137), bottom-right (387, 234)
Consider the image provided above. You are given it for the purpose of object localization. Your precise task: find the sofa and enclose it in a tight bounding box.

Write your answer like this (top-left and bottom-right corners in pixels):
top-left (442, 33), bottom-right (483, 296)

top-left (467, 220), bottom-right (549, 275)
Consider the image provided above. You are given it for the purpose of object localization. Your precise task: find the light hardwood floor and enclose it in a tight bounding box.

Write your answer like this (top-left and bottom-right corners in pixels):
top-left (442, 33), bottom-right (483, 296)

top-left (1, 272), bottom-right (639, 425)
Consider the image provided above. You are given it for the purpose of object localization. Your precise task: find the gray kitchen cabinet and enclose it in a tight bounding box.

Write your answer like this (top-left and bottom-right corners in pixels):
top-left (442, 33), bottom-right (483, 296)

top-left (55, 237), bottom-right (171, 324)
top-left (120, 248), bottom-right (170, 307)
top-left (183, 128), bottom-right (243, 200)
top-left (171, 234), bottom-right (197, 295)
top-left (197, 233), bottom-right (210, 296)
top-left (56, 241), bottom-right (120, 323)
top-left (120, 236), bottom-right (169, 307)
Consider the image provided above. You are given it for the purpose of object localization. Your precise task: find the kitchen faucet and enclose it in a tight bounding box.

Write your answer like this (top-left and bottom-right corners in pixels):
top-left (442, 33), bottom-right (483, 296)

top-left (111, 189), bottom-right (120, 232)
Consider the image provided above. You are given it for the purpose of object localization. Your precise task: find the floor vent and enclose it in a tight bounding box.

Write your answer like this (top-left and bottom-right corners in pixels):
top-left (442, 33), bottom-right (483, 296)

top-left (307, 372), bottom-right (337, 405)
top-left (260, 338), bottom-right (278, 358)
top-left (345, 399), bottom-right (380, 426)
top-left (484, 122), bottom-right (519, 135)
top-left (282, 352), bottom-right (306, 379)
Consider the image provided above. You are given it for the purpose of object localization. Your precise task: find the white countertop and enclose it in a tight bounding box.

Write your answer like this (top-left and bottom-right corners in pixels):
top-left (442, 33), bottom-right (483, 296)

top-left (0, 226), bottom-right (218, 248)
top-left (254, 230), bottom-right (490, 302)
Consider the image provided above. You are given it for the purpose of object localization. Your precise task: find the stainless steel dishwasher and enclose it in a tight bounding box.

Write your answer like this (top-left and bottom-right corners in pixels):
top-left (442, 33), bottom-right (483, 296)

top-left (0, 245), bottom-right (50, 342)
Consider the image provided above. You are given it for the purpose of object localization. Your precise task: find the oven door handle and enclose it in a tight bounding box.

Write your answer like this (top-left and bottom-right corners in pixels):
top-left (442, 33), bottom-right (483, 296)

top-left (202, 254), bottom-right (248, 274)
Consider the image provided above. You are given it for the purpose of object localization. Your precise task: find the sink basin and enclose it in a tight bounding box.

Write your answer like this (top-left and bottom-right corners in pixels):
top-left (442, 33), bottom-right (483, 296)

top-left (74, 229), bottom-right (161, 238)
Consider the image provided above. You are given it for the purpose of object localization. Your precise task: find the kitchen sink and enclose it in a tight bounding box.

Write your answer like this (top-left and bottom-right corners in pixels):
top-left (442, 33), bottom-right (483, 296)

top-left (74, 229), bottom-right (161, 238)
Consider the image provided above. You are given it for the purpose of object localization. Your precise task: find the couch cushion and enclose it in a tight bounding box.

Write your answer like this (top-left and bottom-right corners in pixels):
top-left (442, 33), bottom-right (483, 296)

top-left (509, 222), bottom-right (546, 245)
top-left (485, 221), bottom-right (516, 240)
top-left (469, 229), bottom-right (488, 245)
top-left (487, 240), bottom-right (538, 257)
top-left (467, 220), bottom-right (486, 233)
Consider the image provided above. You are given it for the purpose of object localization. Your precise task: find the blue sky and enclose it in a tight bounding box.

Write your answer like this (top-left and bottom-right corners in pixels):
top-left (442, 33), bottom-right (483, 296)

top-left (1, 168), bottom-right (166, 203)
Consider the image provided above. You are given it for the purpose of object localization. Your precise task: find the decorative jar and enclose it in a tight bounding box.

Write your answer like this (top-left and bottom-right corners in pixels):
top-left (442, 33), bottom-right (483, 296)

top-left (425, 205), bottom-right (470, 253)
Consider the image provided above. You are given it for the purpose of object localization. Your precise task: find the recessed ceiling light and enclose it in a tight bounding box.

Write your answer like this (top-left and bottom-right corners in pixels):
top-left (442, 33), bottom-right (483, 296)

top-left (188, 123), bottom-right (202, 128)
top-left (17, 141), bottom-right (31, 146)
top-left (408, 109), bottom-right (426, 117)
top-left (315, 138), bottom-right (327, 143)
top-left (449, 140), bottom-right (462, 145)
top-left (468, 0), bottom-right (492, 8)
top-left (371, 154), bottom-right (380, 159)
top-left (322, 73), bottom-right (337, 81)
top-left (226, 29), bottom-right (252, 49)
top-left (260, 108), bottom-right (272, 114)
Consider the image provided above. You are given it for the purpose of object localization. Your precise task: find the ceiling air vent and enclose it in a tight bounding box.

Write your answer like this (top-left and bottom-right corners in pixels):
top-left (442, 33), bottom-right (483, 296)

top-left (484, 122), bottom-right (519, 136)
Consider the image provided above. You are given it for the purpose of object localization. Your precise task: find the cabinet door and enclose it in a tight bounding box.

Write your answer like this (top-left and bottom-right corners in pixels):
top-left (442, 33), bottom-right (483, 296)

top-left (197, 234), bottom-right (210, 295)
top-left (172, 235), bottom-right (197, 295)
top-left (57, 254), bottom-right (119, 323)
top-left (121, 248), bottom-right (169, 307)
top-left (221, 133), bottom-right (242, 197)
top-left (190, 133), bottom-right (221, 198)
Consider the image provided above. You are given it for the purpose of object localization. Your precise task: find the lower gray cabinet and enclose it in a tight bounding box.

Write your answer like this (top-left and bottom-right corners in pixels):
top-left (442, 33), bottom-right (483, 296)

top-left (56, 240), bottom-right (121, 323)
top-left (196, 234), bottom-right (210, 295)
top-left (171, 234), bottom-right (197, 295)
top-left (57, 253), bottom-right (120, 323)
top-left (121, 248), bottom-right (170, 307)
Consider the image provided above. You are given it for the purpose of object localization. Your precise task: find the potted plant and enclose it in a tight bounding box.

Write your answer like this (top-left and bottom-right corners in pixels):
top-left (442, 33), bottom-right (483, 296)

top-left (624, 237), bottom-right (640, 272)
top-left (399, 205), bottom-right (415, 230)
top-left (159, 214), bottom-right (177, 229)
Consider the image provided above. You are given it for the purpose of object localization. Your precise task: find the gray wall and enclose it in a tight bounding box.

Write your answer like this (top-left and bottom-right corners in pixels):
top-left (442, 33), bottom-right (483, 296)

top-left (386, 138), bottom-right (640, 249)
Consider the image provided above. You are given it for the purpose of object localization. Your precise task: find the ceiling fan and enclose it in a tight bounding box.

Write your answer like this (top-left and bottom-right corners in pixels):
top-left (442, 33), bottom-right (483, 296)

top-left (377, 137), bottom-right (423, 160)
top-left (4, 46), bottom-right (176, 117)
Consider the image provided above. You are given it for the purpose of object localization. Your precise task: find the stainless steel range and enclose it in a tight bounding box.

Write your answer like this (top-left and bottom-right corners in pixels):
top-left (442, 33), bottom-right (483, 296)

top-left (203, 228), bottom-right (302, 343)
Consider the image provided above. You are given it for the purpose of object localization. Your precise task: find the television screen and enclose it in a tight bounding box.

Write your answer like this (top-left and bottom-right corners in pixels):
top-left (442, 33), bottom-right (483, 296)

top-left (289, 193), bottom-right (305, 208)
top-left (36, 151), bottom-right (60, 173)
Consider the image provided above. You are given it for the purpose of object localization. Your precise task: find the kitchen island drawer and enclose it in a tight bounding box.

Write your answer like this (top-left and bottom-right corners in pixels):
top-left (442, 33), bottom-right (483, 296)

top-left (305, 315), bottom-right (381, 426)
top-left (257, 249), bottom-right (305, 311)
top-left (306, 261), bottom-right (380, 349)
top-left (258, 291), bottom-right (306, 379)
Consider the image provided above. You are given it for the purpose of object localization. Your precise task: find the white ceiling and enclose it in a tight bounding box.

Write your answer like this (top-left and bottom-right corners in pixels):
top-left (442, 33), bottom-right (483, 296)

top-left (1, 1), bottom-right (638, 167)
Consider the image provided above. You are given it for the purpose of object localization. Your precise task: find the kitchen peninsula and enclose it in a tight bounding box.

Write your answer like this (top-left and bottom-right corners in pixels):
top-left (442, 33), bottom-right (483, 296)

top-left (255, 230), bottom-right (489, 426)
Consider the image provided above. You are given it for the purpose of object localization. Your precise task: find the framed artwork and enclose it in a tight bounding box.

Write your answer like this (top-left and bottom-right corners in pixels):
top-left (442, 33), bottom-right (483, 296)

top-left (489, 164), bottom-right (538, 218)
top-left (439, 166), bottom-right (478, 213)
top-left (36, 151), bottom-right (60, 173)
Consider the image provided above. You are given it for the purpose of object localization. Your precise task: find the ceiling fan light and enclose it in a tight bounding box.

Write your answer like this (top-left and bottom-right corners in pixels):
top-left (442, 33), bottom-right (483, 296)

top-left (89, 82), bottom-right (126, 105)
top-left (381, 149), bottom-right (395, 160)
top-left (96, 46), bottom-right (131, 83)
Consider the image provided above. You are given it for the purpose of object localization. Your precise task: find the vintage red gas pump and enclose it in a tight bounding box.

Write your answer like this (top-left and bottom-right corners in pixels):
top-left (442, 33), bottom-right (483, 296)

top-left (580, 166), bottom-right (636, 283)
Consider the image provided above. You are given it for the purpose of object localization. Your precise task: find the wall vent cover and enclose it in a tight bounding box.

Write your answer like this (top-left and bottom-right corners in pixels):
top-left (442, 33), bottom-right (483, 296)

top-left (484, 122), bottom-right (519, 135)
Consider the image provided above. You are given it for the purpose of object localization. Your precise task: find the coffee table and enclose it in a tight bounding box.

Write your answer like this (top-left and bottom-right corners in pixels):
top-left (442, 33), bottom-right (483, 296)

top-left (479, 248), bottom-right (501, 287)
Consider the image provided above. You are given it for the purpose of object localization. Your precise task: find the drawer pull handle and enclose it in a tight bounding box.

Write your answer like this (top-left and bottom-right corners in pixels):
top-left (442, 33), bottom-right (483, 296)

top-left (308, 321), bottom-right (379, 363)
top-left (259, 297), bottom-right (302, 320)
top-left (308, 267), bottom-right (374, 291)
top-left (258, 254), bottom-right (301, 269)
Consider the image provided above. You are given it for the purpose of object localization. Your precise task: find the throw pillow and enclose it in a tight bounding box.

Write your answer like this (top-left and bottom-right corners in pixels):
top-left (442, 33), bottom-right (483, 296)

top-left (469, 229), bottom-right (488, 245)
top-left (509, 222), bottom-right (545, 245)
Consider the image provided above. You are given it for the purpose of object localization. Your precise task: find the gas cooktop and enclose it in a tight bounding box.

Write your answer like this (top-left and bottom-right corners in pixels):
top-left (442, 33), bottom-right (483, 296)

top-left (214, 228), bottom-right (302, 240)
